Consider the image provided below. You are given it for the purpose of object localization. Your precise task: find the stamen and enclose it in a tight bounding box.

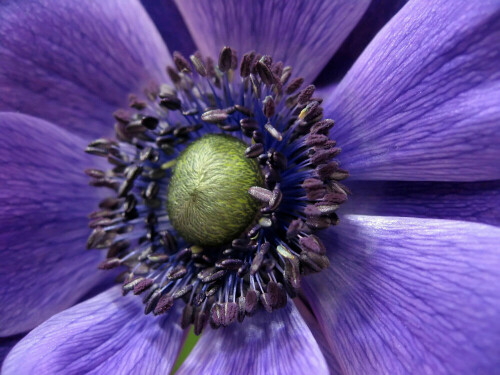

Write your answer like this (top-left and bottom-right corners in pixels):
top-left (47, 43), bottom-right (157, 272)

top-left (85, 46), bottom-right (348, 334)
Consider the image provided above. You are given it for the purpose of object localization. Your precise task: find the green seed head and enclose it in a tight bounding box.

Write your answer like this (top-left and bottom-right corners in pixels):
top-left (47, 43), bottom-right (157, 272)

top-left (167, 134), bottom-right (263, 247)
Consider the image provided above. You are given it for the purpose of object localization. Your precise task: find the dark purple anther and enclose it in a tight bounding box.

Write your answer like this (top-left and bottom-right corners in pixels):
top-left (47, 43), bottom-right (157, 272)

top-left (218, 46), bottom-right (233, 72)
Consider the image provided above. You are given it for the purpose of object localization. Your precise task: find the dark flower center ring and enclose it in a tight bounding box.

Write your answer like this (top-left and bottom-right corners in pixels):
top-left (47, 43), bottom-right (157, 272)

top-left (85, 46), bottom-right (349, 335)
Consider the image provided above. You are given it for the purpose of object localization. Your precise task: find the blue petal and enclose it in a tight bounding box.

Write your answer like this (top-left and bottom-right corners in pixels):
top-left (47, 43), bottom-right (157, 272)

top-left (2, 287), bottom-right (186, 374)
top-left (140, 0), bottom-right (196, 56)
top-left (294, 298), bottom-right (343, 374)
top-left (178, 301), bottom-right (329, 375)
top-left (0, 113), bottom-right (108, 336)
top-left (324, 0), bottom-right (500, 181)
top-left (315, 0), bottom-right (409, 87)
top-left (175, 0), bottom-right (370, 83)
top-left (344, 180), bottom-right (500, 227)
top-left (303, 215), bottom-right (500, 374)
top-left (0, 335), bottom-right (23, 369)
top-left (0, 0), bottom-right (171, 140)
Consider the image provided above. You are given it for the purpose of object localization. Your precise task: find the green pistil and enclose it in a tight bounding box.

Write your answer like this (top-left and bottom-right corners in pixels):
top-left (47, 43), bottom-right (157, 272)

top-left (167, 134), bottom-right (263, 247)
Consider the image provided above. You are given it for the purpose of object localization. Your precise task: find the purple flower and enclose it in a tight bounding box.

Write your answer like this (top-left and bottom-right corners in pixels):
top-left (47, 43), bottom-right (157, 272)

top-left (1, 0), bottom-right (499, 374)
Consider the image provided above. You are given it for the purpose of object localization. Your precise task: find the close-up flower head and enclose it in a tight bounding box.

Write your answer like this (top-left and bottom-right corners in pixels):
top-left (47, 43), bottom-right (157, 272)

top-left (0, 0), bottom-right (499, 374)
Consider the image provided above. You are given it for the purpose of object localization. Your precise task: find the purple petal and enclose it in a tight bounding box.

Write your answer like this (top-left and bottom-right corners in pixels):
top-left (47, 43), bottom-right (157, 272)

top-left (325, 0), bottom-right (500, 181)
top-left (0, 335), bottom-right (23, 369)
top-left (294, 298), bottom-right (342, 375)
top-left (316, 0), bottom-right (409, 86)
top-left (345, 180), bottom-right (500, 227)
top-left (2, 287), bottom-right (185, 374)
top-left (174, 0), bottom-right (370, 83)
top-left (0, 113), bottom-right (108, 336)
top-left (177, 302), bottom-right (328, 375)
top-left (140, 0), bottom-right (196, 56)
top-left (303, 215), bottom-right (500, 374)
top-left (0, 0), bottom-right (171, 140)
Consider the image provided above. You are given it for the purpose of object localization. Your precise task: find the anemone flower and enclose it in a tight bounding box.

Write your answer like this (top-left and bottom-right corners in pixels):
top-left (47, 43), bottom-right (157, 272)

top-left (1, 0), bottom-right (499, 374)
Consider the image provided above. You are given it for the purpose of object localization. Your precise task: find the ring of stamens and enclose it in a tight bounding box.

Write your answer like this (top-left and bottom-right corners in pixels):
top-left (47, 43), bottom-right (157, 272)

top-left (85, 46), bottom-right (349, 335)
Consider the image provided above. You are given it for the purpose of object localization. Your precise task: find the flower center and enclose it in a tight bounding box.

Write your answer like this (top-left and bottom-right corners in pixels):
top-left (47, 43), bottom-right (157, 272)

top-left (85, 46), bottom-right (348, 335)
top-left (167, 134), bottom-right (262, 247)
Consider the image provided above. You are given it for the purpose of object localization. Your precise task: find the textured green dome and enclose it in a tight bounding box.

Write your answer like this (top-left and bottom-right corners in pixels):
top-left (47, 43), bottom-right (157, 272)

top-left (167, 134), bottom-right (263, 247)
